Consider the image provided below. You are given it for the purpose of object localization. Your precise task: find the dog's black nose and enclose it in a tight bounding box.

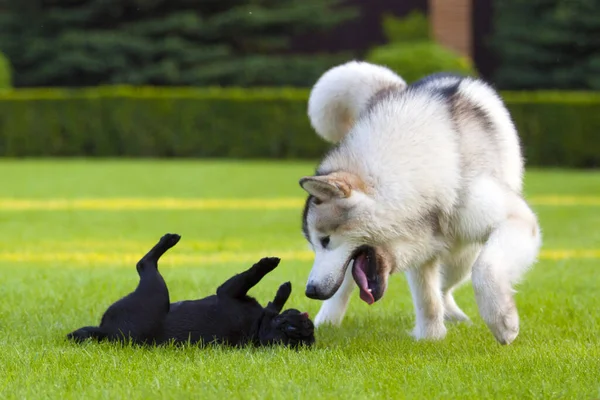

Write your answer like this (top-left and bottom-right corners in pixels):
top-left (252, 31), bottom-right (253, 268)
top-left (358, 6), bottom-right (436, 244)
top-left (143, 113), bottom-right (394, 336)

top-left (305, 284), bottom-right (319, 299)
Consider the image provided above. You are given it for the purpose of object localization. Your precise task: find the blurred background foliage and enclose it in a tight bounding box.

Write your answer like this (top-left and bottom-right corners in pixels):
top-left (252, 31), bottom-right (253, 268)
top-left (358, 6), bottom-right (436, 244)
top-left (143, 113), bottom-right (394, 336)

top-left (366, 11), bottom-right (477, 83)
top-left (0, 0), bottom-right (356, 87)
top-left (492, 0), bottom-right (600, 90)
top-left (0, 0), bottom-right (599, 167)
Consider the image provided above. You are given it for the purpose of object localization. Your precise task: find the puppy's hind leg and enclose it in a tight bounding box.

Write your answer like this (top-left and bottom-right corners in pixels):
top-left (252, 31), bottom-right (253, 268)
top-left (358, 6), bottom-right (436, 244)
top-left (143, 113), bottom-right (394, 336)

top-left (217, 257), bottom-right (281, 299)
top-left (137, 233), bottom-right (181, 275)
top-left (97, 233), bottom-right (180, 344)
top-left (134, 233), bottom-right (180, 295)
top-left (314, 265), bottom-right (354, 327)
top-left (472, 199), bottom-right (541, 345)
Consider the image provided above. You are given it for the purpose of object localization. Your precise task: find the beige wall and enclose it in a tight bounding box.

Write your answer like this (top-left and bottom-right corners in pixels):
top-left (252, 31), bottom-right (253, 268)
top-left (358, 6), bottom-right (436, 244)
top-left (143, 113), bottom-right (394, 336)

top-left (430, 0), bottom-right (472, 58)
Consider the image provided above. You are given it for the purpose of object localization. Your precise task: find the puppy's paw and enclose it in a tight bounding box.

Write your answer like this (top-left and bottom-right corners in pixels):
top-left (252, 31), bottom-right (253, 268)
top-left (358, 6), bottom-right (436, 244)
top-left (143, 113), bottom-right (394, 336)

top-left (277, 281), bottom-right (292, 297)
top-left (256, 257), bottom-right (281, 271)
top-left (160, 233), bottom-right (181, 248)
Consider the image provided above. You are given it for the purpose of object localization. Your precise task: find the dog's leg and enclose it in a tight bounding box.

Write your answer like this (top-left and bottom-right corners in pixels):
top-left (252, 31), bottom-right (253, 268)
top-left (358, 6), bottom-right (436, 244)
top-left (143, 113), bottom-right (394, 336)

top-left (136, 233), bottom-right (181, 276)
top-left (471, 201), bottom-right (540, 345)
top-left (266, 282), bottom-right (292, 313)
top-left (132, 233), bottom-right (179, 304)
top-left (96, 233), bottom-right (178, 343)
top-left (67, 326), bottom-right (108, 342)
top-left (440, 244), bottom-right (481, 323)
top-left (406, 260), bottom-right (447, 340)
top-left (314, 265), bottom-right (354, 327)
top-left (217, 257), bottom-right (281, 299)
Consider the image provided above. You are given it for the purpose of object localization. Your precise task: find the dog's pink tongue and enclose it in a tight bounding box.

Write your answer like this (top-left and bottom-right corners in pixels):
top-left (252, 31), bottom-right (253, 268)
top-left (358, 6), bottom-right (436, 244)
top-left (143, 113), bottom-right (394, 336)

top-left (352, 253), bottom-right (374, 305)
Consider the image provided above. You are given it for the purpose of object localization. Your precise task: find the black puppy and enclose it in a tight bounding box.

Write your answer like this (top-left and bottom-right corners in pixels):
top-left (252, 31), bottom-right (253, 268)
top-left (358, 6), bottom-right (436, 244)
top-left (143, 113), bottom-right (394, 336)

top-left (67, 233), bottom-right (315, 348)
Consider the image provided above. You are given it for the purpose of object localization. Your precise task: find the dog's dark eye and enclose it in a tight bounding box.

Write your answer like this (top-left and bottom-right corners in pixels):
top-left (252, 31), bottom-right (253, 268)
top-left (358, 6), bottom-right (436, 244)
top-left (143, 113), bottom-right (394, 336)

top-left (286, 326), bottom-right (298, 332)
top-left (319, 236), bottom-right (330, 249)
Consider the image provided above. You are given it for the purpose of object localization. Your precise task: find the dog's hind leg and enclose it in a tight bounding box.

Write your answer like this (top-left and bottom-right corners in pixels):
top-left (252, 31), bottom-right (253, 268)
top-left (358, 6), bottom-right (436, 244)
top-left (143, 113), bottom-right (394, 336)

top-left (440, 244), bottom-right (481, 324)
top-left (217, 257), bottom-right (281, 299)
top-left (314, 265), bottom-right (354, 327)
top-left (133, 233), bottom-right (180, 297)
top-left (67, 326), bottom-right (108, 343)
top-left (471, 197), bottom-right (541, 345)
top-left (97, 233), bottom-right (179, 343)
top-left (406, 260), bottom-right (447, 340)
top-left (136, 233), bottom-right (181, 276)
top-left (266, 282), bottom-right (292, 313)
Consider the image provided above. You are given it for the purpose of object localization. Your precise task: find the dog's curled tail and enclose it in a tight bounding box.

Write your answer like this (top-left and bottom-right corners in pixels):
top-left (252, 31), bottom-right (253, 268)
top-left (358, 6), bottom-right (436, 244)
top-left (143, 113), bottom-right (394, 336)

top-left (307, 61), bottom-right (406, 144)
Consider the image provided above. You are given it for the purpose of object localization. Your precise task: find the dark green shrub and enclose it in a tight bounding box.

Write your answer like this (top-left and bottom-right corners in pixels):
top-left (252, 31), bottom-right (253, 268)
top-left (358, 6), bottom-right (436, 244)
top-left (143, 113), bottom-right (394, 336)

top-left (0, 87), bottom-right (323, 158)
top-left (503, 91), bottom-right (600, 167)
top-left (0, 87), bottom-right (598, 167)
top-left (0, 0), bottom-right (356, 88)
top-left (380, 11), bottom-right (430, 43)
top-left (366, 41), bottom-right (477, 84)
top-left (492, 0), bottom-right (600, 90)
top-left (0, 52), bottom-right (11, 89)
top-left (365, 12), bottom-right (477, 83)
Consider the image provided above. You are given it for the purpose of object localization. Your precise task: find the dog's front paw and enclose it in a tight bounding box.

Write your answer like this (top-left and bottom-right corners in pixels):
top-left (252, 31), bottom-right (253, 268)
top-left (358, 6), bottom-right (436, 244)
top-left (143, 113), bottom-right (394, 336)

top-left (409, 321), bottom-right (447, 341)
top-left (444, 308), bottom-right (472, 325)
top-left (484, 305), bottom-right (520, 345)
top-left (314, 308), bottom-right (345, 328)
top-left (477, 293), bottom-right (520, 345)
top-left (443, 294), bottom-right (471, 324)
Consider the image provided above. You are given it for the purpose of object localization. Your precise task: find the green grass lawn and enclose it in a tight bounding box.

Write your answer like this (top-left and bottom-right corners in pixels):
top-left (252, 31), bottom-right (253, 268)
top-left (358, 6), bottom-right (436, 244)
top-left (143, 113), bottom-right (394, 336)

top-left (1, 159), bottom-right (599, 399)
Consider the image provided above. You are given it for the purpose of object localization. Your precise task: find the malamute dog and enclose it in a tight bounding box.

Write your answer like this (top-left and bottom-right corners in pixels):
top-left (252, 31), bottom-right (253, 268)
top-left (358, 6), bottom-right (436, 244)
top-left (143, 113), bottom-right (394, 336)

top-left (299, 61), bottom-right (541, 345)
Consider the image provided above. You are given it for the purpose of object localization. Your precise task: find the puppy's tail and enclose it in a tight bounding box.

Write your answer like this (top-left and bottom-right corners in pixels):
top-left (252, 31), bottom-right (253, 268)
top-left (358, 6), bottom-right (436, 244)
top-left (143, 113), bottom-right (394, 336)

top-left (307, 61), bottom-right (407, 144)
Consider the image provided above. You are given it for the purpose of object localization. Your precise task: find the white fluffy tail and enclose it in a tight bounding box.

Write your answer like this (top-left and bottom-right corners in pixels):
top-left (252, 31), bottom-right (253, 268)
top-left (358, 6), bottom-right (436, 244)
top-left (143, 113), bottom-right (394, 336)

top-left (307, 61), bottom-right (406, 143)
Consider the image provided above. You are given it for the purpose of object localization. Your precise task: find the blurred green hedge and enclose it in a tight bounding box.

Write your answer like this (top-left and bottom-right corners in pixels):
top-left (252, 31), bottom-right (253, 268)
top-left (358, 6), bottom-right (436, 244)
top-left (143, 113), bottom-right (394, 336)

top-left (0, 52), bottom-right (11, 89)
top-left (0, 86), bottom-right (319, 159)
top-left (502, 91), bottom-right (600, 168)
top-left (0, 86), bottom-right (598, 167)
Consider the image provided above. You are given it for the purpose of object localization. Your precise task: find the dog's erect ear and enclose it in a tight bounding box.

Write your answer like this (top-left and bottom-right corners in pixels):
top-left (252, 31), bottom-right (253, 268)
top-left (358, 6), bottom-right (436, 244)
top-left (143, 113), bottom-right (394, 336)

top-left (299, 175), bottom-right (350, 201)
top-left (299, 172), bottom-right (364, 202)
